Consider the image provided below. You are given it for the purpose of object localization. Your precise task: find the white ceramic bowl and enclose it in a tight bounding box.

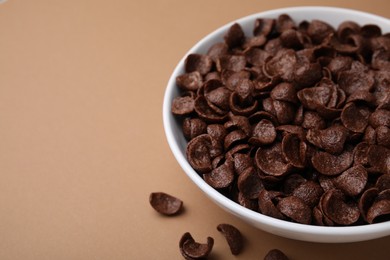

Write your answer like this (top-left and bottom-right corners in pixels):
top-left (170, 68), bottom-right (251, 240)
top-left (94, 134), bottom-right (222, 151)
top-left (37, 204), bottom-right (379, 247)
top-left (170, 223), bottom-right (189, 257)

top-left (163, 6), bottom-right (390, 243)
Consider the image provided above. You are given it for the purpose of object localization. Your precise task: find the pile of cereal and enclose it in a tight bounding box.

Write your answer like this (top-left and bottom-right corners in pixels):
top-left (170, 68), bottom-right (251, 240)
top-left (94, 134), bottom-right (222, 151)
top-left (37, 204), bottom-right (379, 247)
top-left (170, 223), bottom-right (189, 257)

top-left (172, 14), bottom-right (390, 226)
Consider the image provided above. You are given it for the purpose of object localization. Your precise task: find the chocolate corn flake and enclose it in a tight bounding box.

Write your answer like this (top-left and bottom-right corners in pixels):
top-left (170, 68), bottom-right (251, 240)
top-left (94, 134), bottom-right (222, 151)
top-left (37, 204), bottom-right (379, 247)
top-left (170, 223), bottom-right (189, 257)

top-left (367, 145), bottom-right (390, 174)
top-left (185, 54), bottom-right (213, 75)
top-left (207, 42), bottom-right (229, 62)
top-left (338, 66), bottom-right (375, 96)
top-left (255, 142), bottom-right (292, 176)
top-left (376, 174), bottom-right (390, 192)
top-left (172, 95), bottom-right (195, 115)
top-left (204, 159), bottom-right (234, 189)
top-left (233, 152), bottom-right (254, 175)
top-left (217, 223), bottom-right (244, 255)
top-left (225, 113), bottom-right (252, 136)
top-left (243, 34), bottom-right (268, 50)
top-left (280, 29), bottom-right (305, 49)
top-left (250, 119), bottom-right (277, 145)
top-left (306, 125), bottom-right (348, 154)
top-left (311, 148), bottom-right (353, 176)
top-left (367, 199), bottom-right (390, 224)
top-left (363, 125), bottom-right (377, 144)
top-left (341, 102), bottom-right (371, 133)
top-left (183, 118), bottom-right (207, 140)
top-left (327, 56), bottom-right (352, 78)
top-left (277, 196), bottom-right (312, 224)
top-left (273, 100), bottom-right (296, 124)
top-left (376, 126), bottom-right (390, 148)
top-left (179, 232), bottom-right (214, 260)
top-left (253, 18), bottom-right (275, 37)
top-left (194, 95), bottom-right (227, 123)
top-left (237, 191), bottom-right (259, 211)
top-left (346, 90), bottom-right (376, 104)
top-left (186, 134), bottom-right (213, 173)
top-left (149, 192), bottom-right (183, 216)
top-left (307, 19), bottom-right (335, 44)
top-left (173, 14), bottom-right (390, 227)
top-left (333, 165), bottom-right (368, 197)
top-left (270, 82), bottom-right (298, 104)
top-left (353, 142), bottom-right (370, 166)
top-left (224, 23), bottom-right (246, 48)
top-left (176, 71), bottom-right (203, 91)
top-left (217, 55), bottom-right (246, 72)
top-left (238, 167), bottom-right (264, 199)
top-left (225, 70), bottom-right (251, 90)
top-left (321, 189), bottom-right (360, 225)
top-left (265, 49), bottom-right (297, 81)
top-left (302, 110), bottom-right (326, 130)
top-left (361, 24), bottom-right (382, 38)
top-left (337, 21), bottom-right (360, 38)
top-left (360, 188), bottom-right (390, 224)
top-left (292, 180), bottom-right (324, 208)
top-left (264, 249), bottom-right (289, 260)
top-left (282, 133), bottom-right (306, 168)
top-left (223, 130), bottom-right (247, 150)
top-left (258, 189), bottom-right (286, 220)
top-left (282, 173), bottom-right (307, 194)
top-left (204, 80), bottom-right (231, 112)
top-left (369, 109), bottom-right (390, 128)
top-left (359, 187), bottom-right (379, 222)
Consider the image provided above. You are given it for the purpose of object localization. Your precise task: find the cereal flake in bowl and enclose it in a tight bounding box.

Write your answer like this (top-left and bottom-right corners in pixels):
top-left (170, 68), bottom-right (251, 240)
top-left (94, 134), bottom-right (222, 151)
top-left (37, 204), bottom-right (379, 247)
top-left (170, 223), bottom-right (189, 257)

top-left (163, 6), bottom-right (390, 243)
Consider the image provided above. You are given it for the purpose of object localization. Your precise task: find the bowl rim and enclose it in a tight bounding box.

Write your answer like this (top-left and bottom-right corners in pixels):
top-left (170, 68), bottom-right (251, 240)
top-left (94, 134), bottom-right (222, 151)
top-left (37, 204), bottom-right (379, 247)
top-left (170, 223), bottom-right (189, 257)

top-left (163, 6), bottom-right (390, 242)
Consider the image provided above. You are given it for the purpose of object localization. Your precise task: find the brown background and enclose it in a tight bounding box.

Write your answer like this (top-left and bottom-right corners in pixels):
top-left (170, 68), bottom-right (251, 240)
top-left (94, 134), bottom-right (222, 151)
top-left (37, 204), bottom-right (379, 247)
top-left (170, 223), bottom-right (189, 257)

top-left (0, 0), bottom-right (389, 259)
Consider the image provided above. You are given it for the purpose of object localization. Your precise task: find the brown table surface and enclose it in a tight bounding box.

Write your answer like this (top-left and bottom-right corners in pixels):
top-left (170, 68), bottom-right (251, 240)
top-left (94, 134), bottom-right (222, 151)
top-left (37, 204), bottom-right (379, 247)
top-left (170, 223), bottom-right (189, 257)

top-left (0, 0), bottom-right (389, 259)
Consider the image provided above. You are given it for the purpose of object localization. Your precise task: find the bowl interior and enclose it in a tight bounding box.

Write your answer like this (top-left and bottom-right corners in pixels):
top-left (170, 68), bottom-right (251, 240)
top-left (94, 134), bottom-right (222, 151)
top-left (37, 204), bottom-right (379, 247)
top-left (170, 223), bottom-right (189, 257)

top-left (163, 6), bottom-right (390, 243)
